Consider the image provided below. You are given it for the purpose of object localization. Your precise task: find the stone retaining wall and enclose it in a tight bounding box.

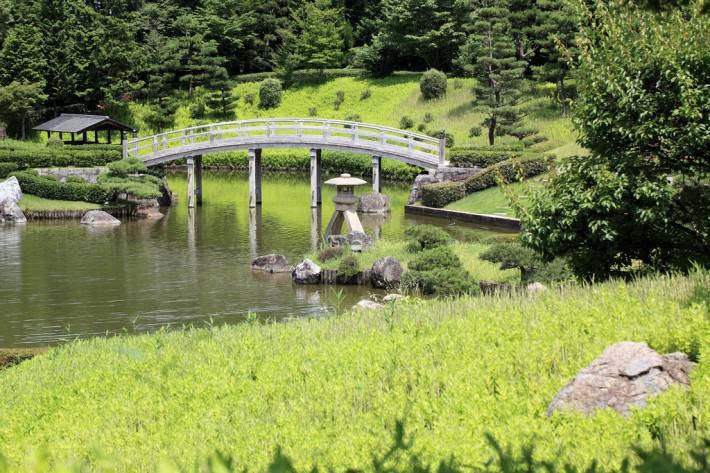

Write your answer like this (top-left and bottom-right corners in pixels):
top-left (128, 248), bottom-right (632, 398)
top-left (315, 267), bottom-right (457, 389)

top-left (36, 167), bottom-right (105, 184)
top-left (407, 166), bottom-right (481, 204)
top-left (404, 204), bottom-right (521, 230)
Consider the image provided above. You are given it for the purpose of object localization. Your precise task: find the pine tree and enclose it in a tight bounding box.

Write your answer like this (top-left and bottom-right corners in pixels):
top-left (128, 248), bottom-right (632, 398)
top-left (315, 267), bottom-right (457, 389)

top-left (0, 24), bottom-right (47, 86)
top-left (288, 0), bottom-right (346, 72)
top-left (533, 0), bottom-right (579, 114)
top-left (459, 1), bottom-right (527, 145)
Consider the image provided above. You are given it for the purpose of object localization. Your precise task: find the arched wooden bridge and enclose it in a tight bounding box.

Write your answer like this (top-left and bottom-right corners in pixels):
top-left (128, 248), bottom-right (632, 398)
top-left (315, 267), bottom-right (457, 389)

top-left (122, 118), bottom-right (448, 208)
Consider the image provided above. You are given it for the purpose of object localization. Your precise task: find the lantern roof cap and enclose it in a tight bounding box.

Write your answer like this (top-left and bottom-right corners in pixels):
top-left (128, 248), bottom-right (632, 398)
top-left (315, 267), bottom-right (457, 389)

top-left (324, 173), bottom-right (367, 186)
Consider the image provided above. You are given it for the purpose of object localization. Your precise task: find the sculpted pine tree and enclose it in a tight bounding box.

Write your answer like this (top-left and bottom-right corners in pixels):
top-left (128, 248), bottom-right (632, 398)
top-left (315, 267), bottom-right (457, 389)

top-left (459, 2), bottom-right (527, 145)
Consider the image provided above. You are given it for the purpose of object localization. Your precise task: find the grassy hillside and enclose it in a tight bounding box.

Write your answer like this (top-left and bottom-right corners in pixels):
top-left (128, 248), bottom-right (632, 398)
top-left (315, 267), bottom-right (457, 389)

top-left (0, 271), bottom-right (707, 471)
top-left (129, 76), bottom-right (577, 155)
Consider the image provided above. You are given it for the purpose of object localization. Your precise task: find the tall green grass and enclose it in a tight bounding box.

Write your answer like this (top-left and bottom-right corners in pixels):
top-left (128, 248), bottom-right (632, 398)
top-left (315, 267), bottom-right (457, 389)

top-left (0, 271), bottom-right (707, 471)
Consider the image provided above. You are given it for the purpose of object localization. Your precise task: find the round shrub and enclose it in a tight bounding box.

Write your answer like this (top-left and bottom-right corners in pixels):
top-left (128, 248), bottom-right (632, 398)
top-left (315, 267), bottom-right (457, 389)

top-left (409, 246), bottom-right (462, 271)
top-left (337, 255), bottom-right (360, 284)
top-left (0, 162), bottom-right (18, 179)
top-left (402, 267), bottom-right (478, 296)
top-left (243, 93), bottom-right (255, 106)
top-left (405, 224), bottom-right (453, 251)
top-left (417, 123), bottom-right (427, 133)
top-left (423, 112), bottom-right (433, 124)
top-left (420, 69), bottom-right (447, 100)
top-left (469, 126), bottom-right (482, 137)
top-left (319, 246), bottom-right (344, 263)
top-left (334, 90), bottom-right (346, 110)
top-left (359, 89), bottom-right (371, 101)
top-left (344, 113), bottom-right (362, 123)
top-left (399, 116), bottom-right (414, 130)
top-left (258, 78), bottom-right (283, 109)
top-left (308, 107), bottom-right (318, 117)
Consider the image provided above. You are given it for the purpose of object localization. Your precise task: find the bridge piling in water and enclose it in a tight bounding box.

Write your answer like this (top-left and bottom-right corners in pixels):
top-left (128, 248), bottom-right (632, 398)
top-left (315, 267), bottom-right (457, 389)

top-left (248, 148), bottom-right (262, 208)
top-left (186, 156), bottom-right (203, 208)
top-left (372, 156), bottom-right (382, 193)
top-left (310, 148), bottom-right (322, 208)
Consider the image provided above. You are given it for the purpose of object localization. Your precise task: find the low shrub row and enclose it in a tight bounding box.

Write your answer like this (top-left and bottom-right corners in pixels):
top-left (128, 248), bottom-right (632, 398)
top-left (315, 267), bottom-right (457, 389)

top-left (203, 150), bottom-right (421, 181)
top-left (421, 155), bottom-right (554, 208)
top-left (0, 147), bottom-right (122, 169)
top-left (13, 170), bottom-right (111, 204)
top-left (0, 162), bottom-right (18, 179)
top-left (447, 148), bottom-right (550, 168)
top-left (421, 181), bottom-right (465, 208)
top-left (233, 68), bottom-right (367, 85)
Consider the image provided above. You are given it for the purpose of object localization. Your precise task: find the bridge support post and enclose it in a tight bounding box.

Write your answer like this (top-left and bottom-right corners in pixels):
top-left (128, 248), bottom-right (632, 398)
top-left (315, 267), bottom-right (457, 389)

top-left (310, 148), bottom-right (322, 208)
top-left (187, 156), bottom-right (196, 208)
top-left (195, 155), bottom-right (203, 205)
top-left (249, 148), bottom-right (262, 208)
top-left (372, 155), bottom-right (382, 193)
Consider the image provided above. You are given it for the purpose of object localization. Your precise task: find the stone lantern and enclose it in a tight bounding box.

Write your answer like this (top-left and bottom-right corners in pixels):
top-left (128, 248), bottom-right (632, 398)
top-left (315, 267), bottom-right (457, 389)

top-left (324, 173), bottom-right (368, 249)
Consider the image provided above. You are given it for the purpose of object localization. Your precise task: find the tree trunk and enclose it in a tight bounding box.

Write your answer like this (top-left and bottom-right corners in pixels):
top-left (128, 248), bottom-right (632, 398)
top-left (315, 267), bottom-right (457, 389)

top-left (558, 72), bottom-right (569, 116)
top-left (21, 113), bottom-right (26, 140)
top-left (488, 115), bottom-right (496, 146)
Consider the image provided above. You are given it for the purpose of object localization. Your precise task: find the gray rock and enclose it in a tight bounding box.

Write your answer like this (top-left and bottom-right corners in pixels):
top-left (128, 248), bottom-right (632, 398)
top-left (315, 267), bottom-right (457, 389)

top-left (252, 254), bottom-right (291, 273)
top-left (0, 199), bottom-right (26, 224)
top-left (547, 342), bottom-right (694, 416)
top-left (527, 282), bottom-right (547, 293)
top-left (0, 176), bottom-right (23, 204)
top-left (370, 257), bottom-right (403, 289)
top-left (347, 231), bottom-right (372, 250)
top-left (383, 293), bottom-right (406, 303)
top-left (353, 299), bottom-right (384, 311)
top-left (135, 206), bottom-right (164, 220)
top-left (358, 192), bottom-right (390, 214)
top-left (407, 174), bottom-right (438, 205)
top-left (292, 259), bottom-right (321, 284)
top-left (80, 210), bottom-right (121, 226)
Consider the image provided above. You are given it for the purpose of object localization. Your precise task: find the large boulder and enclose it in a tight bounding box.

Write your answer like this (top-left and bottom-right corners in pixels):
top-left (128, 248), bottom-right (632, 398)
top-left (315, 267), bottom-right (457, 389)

top-left (370, 257), bottom-right (403, 289)
top-left (547, 342), bottom-right (694, 416)
top-left (292, 259), bottom-right (321, 284)
top-left (252, 254), bottom-right (291, 273)
top-left (80, 210), bottom-right (121, 226)
top-left (358, 192), bottom-right (390, 214)
top-left (0, 176), bottom-right (22, 204)
top-left (0, 200), bottom-right (26, 224)
top-left (353, 299), bottom-right (384, 311)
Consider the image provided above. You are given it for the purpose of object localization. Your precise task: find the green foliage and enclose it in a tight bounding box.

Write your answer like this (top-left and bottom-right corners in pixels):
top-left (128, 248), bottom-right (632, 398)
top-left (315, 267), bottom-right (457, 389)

top-left (336, 255), bottom-right (360, 284)
top-left (13, 170), bottom-right (111, 204)
top-left (64, 175), bottom-right (87, 184)
top-left (399, 115), bottom-right (414, 130)
top-left (286, 0), bottom-right (346, 72)
top-left (359, 88), bottom-right (371, 101)
top-left (107, 157), bottom-right (148, 178)
top-left (468, 126), bottom-right (482, 138)
top-left (243, 93), bottom-right (255, 106)
top-left (421, 181), bottom-right (465, 208)
top-left (45, 138), bottom-right (64, 148)
top-left (334, 90), bottom-right (345, 110)
top-left (479, 242), bottom-right (571, 283)
top-left (0, 81), bottom-right (46, 139)
top-left (308, 107), bottom-right (318, 117)
top-left (0, 145), bottom-right (121, 169)
top-left (449, 148), bottom-right (526, 168)
top-left (0, 162), bottom-right (17, 178)
top-left (464, 155), bottom-right (552, 194)
top-left (419, 69), bottom-right (447, 100)
top-left (522, 2), bottom-right (710, 280)
top-left (402, 267), bottom-right (478, 296)
top-left (423, 112), bottom-right (433, 123)
top-left (409, 246), bottom-right (462, 271)
top-left (259, 79), bottom-right (283, 109)
top-left (405, 224), bottom-right (453, 251)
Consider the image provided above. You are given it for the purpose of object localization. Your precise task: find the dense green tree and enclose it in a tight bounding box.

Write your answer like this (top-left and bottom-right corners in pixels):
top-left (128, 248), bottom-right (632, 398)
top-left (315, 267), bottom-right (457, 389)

top-left (0, 81), bottom-right (47, 139)
top-left (520, 1), bottom-right (710, 279)
top-left (288, 0), bottom-right (346, 72)
top-left (355, 0), bottom-right (470, 74)
top-left (0, 24), bottom-right (47, 86)
top-left (458, 1), bottom-right (527, 145)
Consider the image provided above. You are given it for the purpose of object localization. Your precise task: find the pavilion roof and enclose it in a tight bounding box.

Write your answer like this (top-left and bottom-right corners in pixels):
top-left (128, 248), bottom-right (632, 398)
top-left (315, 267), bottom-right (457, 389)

top-left (33, 114), bottom-right (136, 134)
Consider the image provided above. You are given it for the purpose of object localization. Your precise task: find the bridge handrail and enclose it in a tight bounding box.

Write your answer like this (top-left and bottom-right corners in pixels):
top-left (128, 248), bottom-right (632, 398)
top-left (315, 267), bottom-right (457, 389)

top-left (124, 118), bottom-right (446, 167)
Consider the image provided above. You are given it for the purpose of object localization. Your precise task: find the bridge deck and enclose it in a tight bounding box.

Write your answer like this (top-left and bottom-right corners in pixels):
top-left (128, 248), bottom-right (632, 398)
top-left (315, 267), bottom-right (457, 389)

top-left (123, 119), bottom-right (446, 169)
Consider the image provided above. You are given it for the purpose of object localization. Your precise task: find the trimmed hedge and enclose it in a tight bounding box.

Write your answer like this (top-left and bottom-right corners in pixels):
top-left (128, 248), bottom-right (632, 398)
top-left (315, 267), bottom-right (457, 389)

top-left (449, 149), bottom-right (524, 168)
top-left (234, 68), bottom-right (367, 85)
top-left (463, 154), bottom-right (552, 194)
top-left (0, 162), bottom-right (18, 179)
top-left (421, 155), bottom-right (553, 208)
top-left (202, 150), bottom-right (421, 181)
top-left (13, 170), bottom-right (111, 204)
top-left (0, 147), bottom-right (122, 169)
top-left (421, 181), bottom-right (465, 208)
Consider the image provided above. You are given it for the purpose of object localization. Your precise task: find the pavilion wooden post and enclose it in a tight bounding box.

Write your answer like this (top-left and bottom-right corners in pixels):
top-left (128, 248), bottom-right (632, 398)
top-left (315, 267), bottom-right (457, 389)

top-left (372, 155), bottom-right (382, 193)
top-left (107, 129), bottom-right (112, 144)
top-left (94, 130), bottom-right (99, 144)
top-left (310, 148), bottom-right (322, 208)
top-left (195, 155), bottom-right (203, 205)
top-left (248, 148), bottom-right (262, 208)
top-left (187, 156), bottom-right (196, 209)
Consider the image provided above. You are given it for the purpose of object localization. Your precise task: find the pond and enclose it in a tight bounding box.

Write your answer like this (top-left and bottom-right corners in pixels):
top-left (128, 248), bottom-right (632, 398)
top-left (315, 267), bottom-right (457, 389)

top-left (0, 172), bottom-right (513, 347)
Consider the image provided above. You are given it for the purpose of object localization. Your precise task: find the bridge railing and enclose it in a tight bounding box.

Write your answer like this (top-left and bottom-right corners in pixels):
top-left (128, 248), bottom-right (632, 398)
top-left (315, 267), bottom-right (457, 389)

top-left (123, 119), bottom-right (445, 167)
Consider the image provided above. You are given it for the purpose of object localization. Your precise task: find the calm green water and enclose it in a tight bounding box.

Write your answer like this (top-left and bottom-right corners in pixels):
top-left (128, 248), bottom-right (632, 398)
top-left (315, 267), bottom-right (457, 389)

top-left (0, 172), bottom-right (511, 347)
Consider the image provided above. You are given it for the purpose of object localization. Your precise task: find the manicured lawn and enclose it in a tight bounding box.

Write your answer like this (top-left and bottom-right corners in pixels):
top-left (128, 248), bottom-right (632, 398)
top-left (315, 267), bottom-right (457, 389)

top-left (0, 271), bottom-right (707, 471)
top-left (445, 176), bottom-right (546, 216)
top-left (19, 194), bottom-right (101, 211)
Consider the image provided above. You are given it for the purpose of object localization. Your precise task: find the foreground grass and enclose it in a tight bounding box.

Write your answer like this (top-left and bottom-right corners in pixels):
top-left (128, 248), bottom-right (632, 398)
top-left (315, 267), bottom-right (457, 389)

top-left (0, 271), bottom-right (707, 471)
top-left (19, 194), bottom-right (101, 211)
top-left (305, 239), bottom-right (519, 283)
